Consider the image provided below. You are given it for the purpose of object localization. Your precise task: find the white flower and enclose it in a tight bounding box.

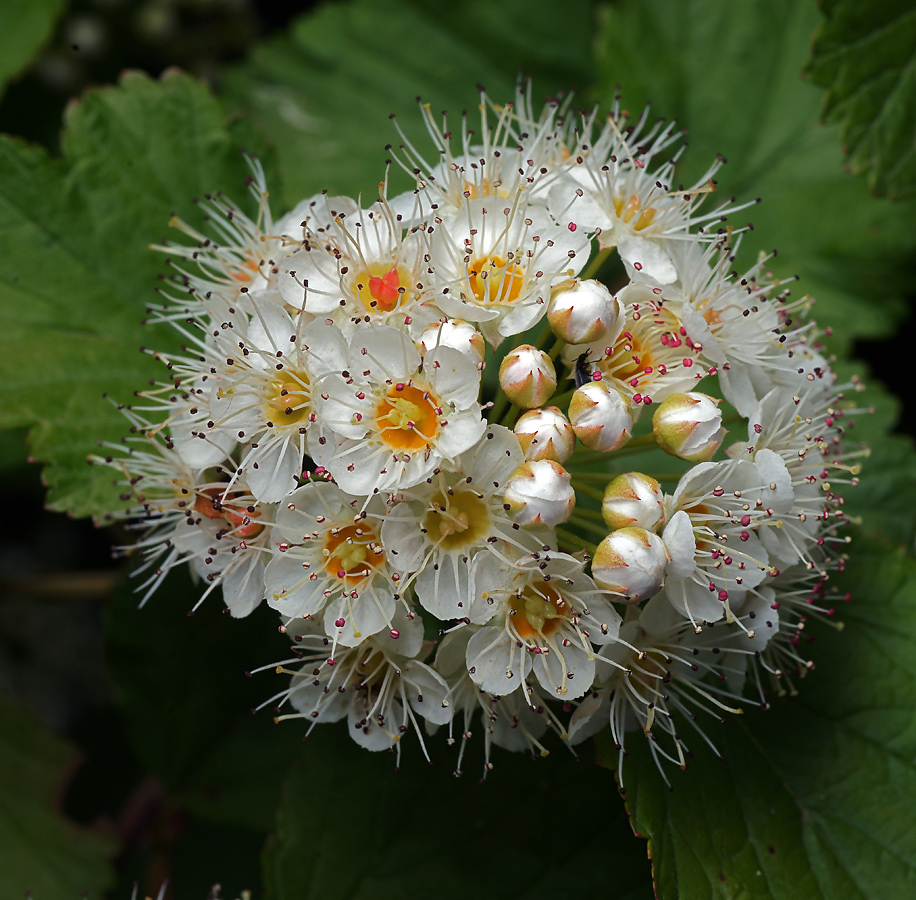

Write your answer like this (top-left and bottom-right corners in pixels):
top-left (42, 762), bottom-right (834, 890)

top-left (379, 425), bottom-right (526, 620)
top-left (388, 84), bottom-right (574, 221)
top-left (312, 325), bottom-right (486, 495)
top-left (93, 414), bottom-right (271, 617)
top-left (566, 282), bottom-right (711, 406)
top-left (660, 456), bottom-right (790, 628)
top-left (466, 549), bottom-right (621, 700)
top-left (426, 196), bottom-right (590, 347)
top-left (264, 480), bottom-right (400, 647)
top-left (433, 627), bottom-right (560, 775)
top-left (270, 607), bottom-right (451, 762)
top-left (276, 193), bottom-right (442, 335)
top-left (547, 104), bottom-right (752, 284)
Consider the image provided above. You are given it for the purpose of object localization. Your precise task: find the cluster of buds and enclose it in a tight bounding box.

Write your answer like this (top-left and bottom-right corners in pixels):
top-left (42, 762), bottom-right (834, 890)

top-left (94, 85), bottom-right (863, 780)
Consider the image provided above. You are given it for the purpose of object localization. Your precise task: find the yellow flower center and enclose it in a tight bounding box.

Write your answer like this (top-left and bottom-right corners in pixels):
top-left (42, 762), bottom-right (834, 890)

top-left (612, 193), bottom-right (657, 231)
top-left (265, 372), bottom-right (310, 425)
top-left (509, 585), bottom-right (569, 640)
top-left (323, 523), bottom-right (384, 585)
top-left (467, 256), bottom-right (526, 306)
top-left (374, 384), bottom-right (440, 451)
top-left (421, 489), bottom-right (489, 552)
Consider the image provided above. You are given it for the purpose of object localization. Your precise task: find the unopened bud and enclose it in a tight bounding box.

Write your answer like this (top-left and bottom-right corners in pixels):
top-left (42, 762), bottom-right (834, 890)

top-left (499, 345), bottom-right (557, 409)
top-left (653, 392), bottom-right (725, 462)
top-left (548, 279), bottom-right (624, 345)
top-left (504, 460), bottom-right (575, 528)
top-left (592, 527), bottom-right (668, 600)
top-left (514, 406), bottom-right (575, 463)
top-left (419, 319), bottom-right (485, 369)
top-left (568, 381), bottom-right (632, 452)
top-left (602, 472), bottom-right (665, 532)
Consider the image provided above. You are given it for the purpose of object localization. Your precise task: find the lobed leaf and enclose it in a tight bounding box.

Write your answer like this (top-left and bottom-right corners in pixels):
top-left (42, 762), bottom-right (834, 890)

top-left (605, 541), bottom-right (916, 900)
top-left (0, 69), bottom-right (262, 517)
top-left (595, 0), bottom-right (916, 353)
top-left (223, 0), bottom-right (600, 208)
top-left (806, 0), bottom-right (916, 200)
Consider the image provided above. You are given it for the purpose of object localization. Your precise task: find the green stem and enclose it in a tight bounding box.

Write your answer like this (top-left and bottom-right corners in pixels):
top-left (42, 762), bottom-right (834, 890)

top-left (556, 526), bottom-right (597, 556)
top-left (570, 479), bottom-right (605, 502)
top-left (580, 246), bottom-right (613, 281)
top-left (567, 513), bottom-right (610, 539)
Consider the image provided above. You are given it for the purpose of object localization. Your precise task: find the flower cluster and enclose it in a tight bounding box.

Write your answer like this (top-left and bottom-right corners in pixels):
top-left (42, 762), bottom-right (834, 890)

top-left (95, 85), bottom-right (862, 780)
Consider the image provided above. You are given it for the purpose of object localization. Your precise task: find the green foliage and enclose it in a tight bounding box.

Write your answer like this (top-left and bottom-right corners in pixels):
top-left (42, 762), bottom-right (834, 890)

top-left (806, 0), bottom-right (916, 200)
top-left (604, 541), bottom-right (916, 900)
top-left (223, 0), bottom-right (599, 207)
top-left (105, 573), bottom-right (301, 827)
top-left (0, 690), bottom-right (115, 898)
top-left (265, 730), bottom-right (653, 900)
top-left (595, 0), bottom-right (916, 353)
top-left (0, 69), bottom-right (261, 517)
top-left (0, 0), bottom-right (67, 100)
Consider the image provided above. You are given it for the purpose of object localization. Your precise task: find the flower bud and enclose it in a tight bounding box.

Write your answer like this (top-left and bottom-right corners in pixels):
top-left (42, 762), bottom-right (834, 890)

top-left (592, 527), bottom-right (668, 600)
top-left (568, 381), bottom-right (632, 452)
top-left (602, 472), bottom-right (665, 532)
top-left (652, 392), bottom-right (725, 462)
top-left (514, 406), bottom-right (575, 464)
top-left (498, 345), bottom-right (557, 408)
top-left (503, 459), bottom-right (575, 528)
top-left (419, 319), bottom-right (485, 369)
top-left (548, 279), bottom-right (624, 345)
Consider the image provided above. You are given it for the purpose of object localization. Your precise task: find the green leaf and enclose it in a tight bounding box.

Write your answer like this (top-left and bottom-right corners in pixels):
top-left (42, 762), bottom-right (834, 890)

top-left (0, 690), bottom-right (115, 898)
top-left (806, 0), bottom-right (916, 200)
top-left (594, 0), bottom-right (916, 352)
top-left (265, 729), bottom-right (653, 900)
top-left (0, 69), bottom-right (262, 518)
top-left (223, 0), bottom-right (599, 207)
top-left (0, 0), bottom-right (67, 100)
top-left (603, 540), bottom-right (916, 900)
top-left (832, 362), bottom-right (916, 549)
top-left (105, 571), bottom-right (301, 828)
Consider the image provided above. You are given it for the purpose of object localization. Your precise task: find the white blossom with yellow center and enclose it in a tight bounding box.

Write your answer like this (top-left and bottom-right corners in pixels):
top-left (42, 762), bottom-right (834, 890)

top-left (312, 325), bottom-right (486, 495)
top-left (466, 549), bottom-right (622, 701)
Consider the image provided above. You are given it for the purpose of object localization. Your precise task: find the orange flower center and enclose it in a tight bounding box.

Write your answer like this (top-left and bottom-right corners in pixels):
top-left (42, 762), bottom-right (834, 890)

top-left (612, 193), bottom-right (657, 231)
top-left (374, 383), bottom-right (440, 451)
top-left (509, 585), bottom-right (569, 640)
top-left (193, 490), bottom-right (263, 538)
